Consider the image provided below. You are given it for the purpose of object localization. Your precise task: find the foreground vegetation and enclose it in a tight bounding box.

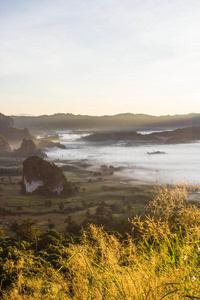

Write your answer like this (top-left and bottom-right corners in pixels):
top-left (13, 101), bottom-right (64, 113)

top-left (0, 184), bottom-right (199, 299)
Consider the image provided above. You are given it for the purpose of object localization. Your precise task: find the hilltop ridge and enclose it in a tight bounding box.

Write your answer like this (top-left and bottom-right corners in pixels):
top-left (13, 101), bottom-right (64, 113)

top-left (0, 113), bottom-right (33, 142)
top-left (11, 112), bottom-right (200, 132)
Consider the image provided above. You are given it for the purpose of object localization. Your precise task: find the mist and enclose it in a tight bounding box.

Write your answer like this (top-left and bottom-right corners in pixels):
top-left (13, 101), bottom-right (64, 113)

top-left (45, 133), bottom-right (200, 184)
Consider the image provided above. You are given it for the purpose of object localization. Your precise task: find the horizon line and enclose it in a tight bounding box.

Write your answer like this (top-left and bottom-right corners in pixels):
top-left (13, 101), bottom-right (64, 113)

top-left (9, 112), bottom-right (200, 118)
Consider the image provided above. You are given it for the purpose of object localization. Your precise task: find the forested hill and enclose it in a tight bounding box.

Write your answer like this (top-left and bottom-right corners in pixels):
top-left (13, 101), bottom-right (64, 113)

top-left (81, 126), bottom-right (200, 144)
top-left (12, 113), bottom-right (200, 132)
top-left (0, 113), bottom-right (33, 142)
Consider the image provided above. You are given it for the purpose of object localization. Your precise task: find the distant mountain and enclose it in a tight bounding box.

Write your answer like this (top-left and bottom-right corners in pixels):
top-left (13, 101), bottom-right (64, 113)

top-left (11, 113), bottom-right (200, 132)
top-left (14, 113), bottom-right (36, 117)
top-left (0, 113), bottom-right (34, 142)
top-left (80, 126), bottom-right (200, 145)
top-left (12, 138), bottom-right (46, 158)
top-left (80, 130), bottom-right (160, 144)
top-left (151, 126), bottom-right (200, 144)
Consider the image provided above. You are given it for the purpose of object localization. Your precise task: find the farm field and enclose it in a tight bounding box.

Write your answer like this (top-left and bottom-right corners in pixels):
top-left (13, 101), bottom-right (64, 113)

top-left (0, 157), bottom-right (155, 236)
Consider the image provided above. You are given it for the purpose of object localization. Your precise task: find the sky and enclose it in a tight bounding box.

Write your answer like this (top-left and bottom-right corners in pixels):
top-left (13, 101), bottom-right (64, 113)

top-left (1, 0), bottom-right (200, 116)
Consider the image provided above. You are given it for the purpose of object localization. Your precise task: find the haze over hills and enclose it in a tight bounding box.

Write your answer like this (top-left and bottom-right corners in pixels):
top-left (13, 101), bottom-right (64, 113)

top-left (81, 126), bottom-right (200, 145)
top-left (0, 113), bottom-right (33, 142)
top-left (11, 113), bottom-right (200, 132)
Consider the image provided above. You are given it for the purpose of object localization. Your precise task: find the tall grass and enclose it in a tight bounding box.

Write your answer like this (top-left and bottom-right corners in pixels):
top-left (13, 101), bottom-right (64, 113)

top-left (1, 183), bottom-right (200, 299)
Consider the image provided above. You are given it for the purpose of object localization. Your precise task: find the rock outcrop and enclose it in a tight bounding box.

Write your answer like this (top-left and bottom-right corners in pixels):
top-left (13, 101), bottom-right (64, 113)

top-left (0, 113), bottom-right (34, 142)
top-left (22, 156), bottom-right (75, 196)
top-left (0, 135), bottom-right (11, 156)
top-left (37, 139), bottom-right (66, 150)
top-left (13, 139), bottom-right (46, 158)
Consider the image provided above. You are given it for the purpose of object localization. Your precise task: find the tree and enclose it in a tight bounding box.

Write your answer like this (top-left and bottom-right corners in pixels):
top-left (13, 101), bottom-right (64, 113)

top-left (38, 229), bottom-right (63, 250)
top-left (48, 222), bottom-right (55, 229)
top-left (17, 218), bottom-right (40, 242)
top-left (59, 201), bottom-right (64, 211)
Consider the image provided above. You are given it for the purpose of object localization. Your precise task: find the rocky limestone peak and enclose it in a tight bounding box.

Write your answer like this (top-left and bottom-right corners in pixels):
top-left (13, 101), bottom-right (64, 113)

top-left (22, 156), bottom-right (75, 197)
top-left (13, 138), bottom-right (46, 158)
top-left (37, 138), bottom-right (66, 149)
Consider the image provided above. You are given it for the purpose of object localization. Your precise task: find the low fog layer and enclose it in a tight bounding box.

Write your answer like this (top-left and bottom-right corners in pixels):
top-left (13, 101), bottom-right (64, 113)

top-left (46, 133), bottom-right (200, 184)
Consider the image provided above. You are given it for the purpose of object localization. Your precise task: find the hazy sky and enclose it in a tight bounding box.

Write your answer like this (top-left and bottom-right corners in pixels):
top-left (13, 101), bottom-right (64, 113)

top-left (1, 0), bottom-right (200, 116)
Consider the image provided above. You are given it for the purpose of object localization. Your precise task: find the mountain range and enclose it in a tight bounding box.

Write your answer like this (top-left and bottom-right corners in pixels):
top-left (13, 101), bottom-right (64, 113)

top-left (11, 113), bottom-right (200, 132)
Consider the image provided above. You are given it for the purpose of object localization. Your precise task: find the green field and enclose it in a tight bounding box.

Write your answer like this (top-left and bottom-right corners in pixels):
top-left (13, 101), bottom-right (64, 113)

top-left (0, 157), bottom-right (155, 236)
top-left (1, 157), bottom-right (199, 238)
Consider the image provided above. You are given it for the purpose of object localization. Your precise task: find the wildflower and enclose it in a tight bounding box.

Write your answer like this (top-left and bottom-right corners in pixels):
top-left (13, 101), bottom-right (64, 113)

top-left (191, 276), bottom-right (196, 282)
top-left (172, 233), bottom-right (177, 237)
top-left (182, 255), bottom-right (187, 261)
top-left (198, 247), bottom-right (200, 254)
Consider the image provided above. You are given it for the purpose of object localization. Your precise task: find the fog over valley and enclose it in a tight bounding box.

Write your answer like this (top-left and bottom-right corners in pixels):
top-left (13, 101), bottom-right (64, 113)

top-left (1, 111), bottom-right (200, 185)
top-left (46, 132), bottom-right (200, 184)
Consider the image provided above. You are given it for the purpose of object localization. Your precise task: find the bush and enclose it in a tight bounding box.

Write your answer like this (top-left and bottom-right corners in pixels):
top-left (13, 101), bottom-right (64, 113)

top-left (0, 184), bottom-right (199, 299)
